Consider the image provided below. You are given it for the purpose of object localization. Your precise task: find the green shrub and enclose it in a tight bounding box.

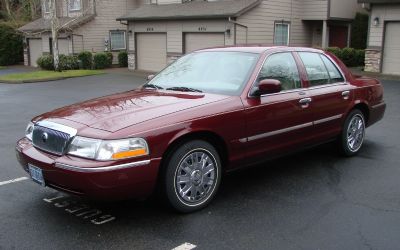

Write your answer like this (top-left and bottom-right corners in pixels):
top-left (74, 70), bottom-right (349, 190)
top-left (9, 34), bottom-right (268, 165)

top-left (106, 52), bottom-right (113, 67)
top-left (93, 53), bottom-right (109, 69)
top-left (78, 51), bottom-right (92, 69)
top-left (58, 54), bottom-right (79, 70)
top-left (0, 24), bottom-right (23, 65)
top-left (37, 55), bottom-right (54, 70)
top-left (118, 51), bottom-right (128, 67)
top-left (351, 12), bottom-right (369, 49)
top-left (326, 47), bottom-right (365, 67)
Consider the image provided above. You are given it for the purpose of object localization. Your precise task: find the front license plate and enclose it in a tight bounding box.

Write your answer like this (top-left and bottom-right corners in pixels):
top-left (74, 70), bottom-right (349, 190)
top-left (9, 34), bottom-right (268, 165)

top-left (28, 164), bottom-right (45, 186)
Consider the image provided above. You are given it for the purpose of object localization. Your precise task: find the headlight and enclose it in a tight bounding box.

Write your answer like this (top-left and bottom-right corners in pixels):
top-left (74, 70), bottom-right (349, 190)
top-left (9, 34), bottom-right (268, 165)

top-left (67, 136), bottom-right (149, 161)
top-left (25, 122), bottom-right (34, 141)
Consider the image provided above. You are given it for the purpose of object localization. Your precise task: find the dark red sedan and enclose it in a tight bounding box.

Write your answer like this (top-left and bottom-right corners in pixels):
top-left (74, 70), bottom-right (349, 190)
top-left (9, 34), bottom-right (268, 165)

top-left (16, 47), bottom-right (386, 212)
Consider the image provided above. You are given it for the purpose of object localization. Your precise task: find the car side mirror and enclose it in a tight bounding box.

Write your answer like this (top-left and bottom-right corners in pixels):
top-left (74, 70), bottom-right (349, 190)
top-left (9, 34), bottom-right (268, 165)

top-left (255, 79), bottom-right (281, 96)
top-left (147, 74), bottom-right (155, 81)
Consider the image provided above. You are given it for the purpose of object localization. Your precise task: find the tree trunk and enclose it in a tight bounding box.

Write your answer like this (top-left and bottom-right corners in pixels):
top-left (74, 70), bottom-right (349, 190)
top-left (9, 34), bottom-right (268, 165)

top-left (3, 0), bottom-right (11, 18)
top-left (50, 0), bottom-right (60, 71)
top-left (30, 0), bottom-right (36, 20)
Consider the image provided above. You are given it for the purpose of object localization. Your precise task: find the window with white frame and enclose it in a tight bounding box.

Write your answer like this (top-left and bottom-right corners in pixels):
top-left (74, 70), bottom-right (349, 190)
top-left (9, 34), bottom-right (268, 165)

top-left (274, 22), bottom-right (290, 46)
top-left (69, 0), bottom-right (81, 11)
top-left (43, 0), bottom-right (50, 13)
top-left (110, 31), bottom-right (126, 50)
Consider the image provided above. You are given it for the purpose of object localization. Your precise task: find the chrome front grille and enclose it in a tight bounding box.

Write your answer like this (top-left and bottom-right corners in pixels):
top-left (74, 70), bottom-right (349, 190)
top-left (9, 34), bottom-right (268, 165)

top-left (31, 121), bottom-right (77, 156)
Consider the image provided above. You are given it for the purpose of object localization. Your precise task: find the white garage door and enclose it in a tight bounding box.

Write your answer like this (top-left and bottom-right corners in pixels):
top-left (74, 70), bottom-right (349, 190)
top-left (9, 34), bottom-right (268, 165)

top-left (383, 22), bottom-right (400, 75)
top-left (29, 39), bottom-right (43, 67)
top-left (184, 33), bottom-right (225, 53)
top-left (136, 33), bottom-right (167, 72)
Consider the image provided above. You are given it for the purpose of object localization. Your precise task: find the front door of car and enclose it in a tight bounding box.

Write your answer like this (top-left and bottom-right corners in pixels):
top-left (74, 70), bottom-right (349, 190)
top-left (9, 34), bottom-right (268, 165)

top-left (296, 52), bottom-right (353, 141)
top-left (241, 52), bottom-right (315, 165)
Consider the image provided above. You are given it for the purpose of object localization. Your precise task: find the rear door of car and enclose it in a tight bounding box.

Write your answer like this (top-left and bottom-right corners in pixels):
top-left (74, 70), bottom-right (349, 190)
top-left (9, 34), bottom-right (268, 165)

top-left (241, 52), bottom-right (315, 165)
top-left (296, 51), bottom-right (353, 141)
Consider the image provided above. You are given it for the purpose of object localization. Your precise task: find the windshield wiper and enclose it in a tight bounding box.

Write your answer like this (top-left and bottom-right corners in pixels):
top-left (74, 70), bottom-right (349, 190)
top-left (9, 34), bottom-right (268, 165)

top-left (143, 83), bottom-right (164, 90)
top-left (166, 86), bottom-right (203, 93)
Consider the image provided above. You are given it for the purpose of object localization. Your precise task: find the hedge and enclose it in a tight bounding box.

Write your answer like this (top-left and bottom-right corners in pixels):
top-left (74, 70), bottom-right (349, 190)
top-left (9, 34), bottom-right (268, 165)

top-left (0, 23), bottom-right (23, 66)
top-left (118, 51), bottom-right (128, 67)
top-left (58, 55), bottom-right (79, 70)
top-left (37, 54), bottom-right (79, 70)
top-left (106, 52), bottom-right (113, 67)
top-left (326, 47), bottom-right (365, 67)
top-left (37, 55), bottom-right (54, 70)
top-left (93, 53), bottom-right (110, 69)
top-left (78, 51), bottom-right (93, 69)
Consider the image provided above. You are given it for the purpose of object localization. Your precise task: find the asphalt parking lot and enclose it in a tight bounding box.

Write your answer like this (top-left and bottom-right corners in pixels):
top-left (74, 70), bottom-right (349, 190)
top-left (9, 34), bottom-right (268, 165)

top-left (0, 73), bottom-right (399, 250)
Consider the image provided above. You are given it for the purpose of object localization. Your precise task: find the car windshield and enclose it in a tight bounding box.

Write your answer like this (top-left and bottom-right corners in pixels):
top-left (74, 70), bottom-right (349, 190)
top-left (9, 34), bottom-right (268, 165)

top-left (147, 51), bottom-right (260, 95)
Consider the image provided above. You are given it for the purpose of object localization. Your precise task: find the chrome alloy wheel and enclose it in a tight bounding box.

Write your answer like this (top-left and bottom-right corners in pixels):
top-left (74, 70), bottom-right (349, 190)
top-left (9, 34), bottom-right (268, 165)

top-left (346, 114), bottom-right (365, 152)
top-left (174, 149), bottom-right (217, 205)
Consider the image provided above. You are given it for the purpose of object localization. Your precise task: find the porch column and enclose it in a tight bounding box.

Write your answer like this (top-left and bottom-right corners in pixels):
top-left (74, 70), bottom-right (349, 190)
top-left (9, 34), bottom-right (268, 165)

top-left (322, 20), bottom-right (328, 48)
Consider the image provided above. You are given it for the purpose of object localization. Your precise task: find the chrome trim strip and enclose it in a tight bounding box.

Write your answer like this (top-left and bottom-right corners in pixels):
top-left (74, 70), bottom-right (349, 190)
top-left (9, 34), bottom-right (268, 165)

top-left (54, 160), bottom-right (151, 172)
top-left (246, 122), bottom-right (313, 142)
top-left (371, 102), bottom-right (385, 109)
top-left (239, 114), bottom-right (344, 142)
top-left (36, 120), bottom-right (77, 137)
top-left (313, 114), bottom-right (343, 125)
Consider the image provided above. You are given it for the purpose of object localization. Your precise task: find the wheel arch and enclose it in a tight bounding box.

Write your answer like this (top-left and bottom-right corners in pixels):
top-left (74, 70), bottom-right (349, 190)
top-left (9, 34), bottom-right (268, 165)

top-left (350, 101), bottom-right (370, 125)
top-left (160, 130), bottom-right (229, 172)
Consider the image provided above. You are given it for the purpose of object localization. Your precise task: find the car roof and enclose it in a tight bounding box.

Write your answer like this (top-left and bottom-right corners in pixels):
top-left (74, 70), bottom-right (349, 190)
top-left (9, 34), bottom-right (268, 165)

top-left (197, 45), bottom-right (324, 54)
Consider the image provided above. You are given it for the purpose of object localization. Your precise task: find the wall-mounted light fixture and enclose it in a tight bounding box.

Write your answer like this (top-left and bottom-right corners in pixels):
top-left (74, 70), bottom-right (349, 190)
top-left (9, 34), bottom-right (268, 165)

top-left (128, 30), bottom-right (133, 35)
top-left (373, 17), bottom-right (380, 26)
top-left (225, 28), bottom-right (231, 36)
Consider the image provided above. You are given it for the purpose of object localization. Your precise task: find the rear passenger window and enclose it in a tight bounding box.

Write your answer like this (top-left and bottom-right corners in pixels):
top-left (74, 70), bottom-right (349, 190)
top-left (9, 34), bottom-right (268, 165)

top-left (298, 52), bottom-right (330, 86)
top-left (258, 52), bottom-right (301, 91)
top-left (321, 55), bottom-right (344, 83)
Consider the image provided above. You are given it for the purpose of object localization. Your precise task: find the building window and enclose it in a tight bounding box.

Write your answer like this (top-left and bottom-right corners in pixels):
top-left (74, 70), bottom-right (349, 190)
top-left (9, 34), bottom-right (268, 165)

top-left (274, 22), bottom-right (290, 46)
top-left (110, 31), bottom-right (126, 51)
top-left (44, 0), bottom-right (50, 13)
top-left (69, 0), bottom-right (81, 11)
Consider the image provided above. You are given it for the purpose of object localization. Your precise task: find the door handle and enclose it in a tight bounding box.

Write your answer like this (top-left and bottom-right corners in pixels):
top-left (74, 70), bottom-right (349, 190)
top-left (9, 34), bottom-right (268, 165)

top-left (299, 98), bottom-right (312, 105)
top-left (342, 90), bottom-right (350, 99)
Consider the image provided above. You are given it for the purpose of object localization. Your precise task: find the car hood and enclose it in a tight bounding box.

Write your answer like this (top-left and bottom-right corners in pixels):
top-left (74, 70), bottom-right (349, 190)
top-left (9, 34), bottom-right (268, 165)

top-left (33, 89), bottom-right (230, 132)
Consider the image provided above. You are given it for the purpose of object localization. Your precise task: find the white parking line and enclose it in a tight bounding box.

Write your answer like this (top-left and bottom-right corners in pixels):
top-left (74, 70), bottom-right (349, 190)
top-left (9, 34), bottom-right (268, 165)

top-left (172, 243), bottom-right (197, 250)
top-left (0, 177), bottom-right (28, 186)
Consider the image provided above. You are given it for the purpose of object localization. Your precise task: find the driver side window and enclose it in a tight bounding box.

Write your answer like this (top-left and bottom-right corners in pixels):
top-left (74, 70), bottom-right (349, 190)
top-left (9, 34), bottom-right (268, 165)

top-left (258, 52), bottom-right (301, 91)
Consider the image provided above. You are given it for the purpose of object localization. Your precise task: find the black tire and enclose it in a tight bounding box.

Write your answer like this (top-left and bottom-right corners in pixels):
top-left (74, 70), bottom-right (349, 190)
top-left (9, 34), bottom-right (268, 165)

top-left (339, 109), bottom-right (366, 156)
top-left (163, 140), bottom-right (222, 213)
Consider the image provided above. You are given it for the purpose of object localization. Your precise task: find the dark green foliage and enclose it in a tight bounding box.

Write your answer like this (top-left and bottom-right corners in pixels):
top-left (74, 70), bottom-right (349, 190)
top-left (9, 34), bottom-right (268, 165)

top-left (118, 51), bottom-right (128, 67)
top-left (351, 12), bottom-right (369, 50)
top-left (326, 47), bottom-right (365, 67)
top-left (106, 52), bottom-right (113, 67)
top-left (0, 23), bottom-right (23, 65)
top-left (58, 54), bottom-right (79, 70)
top-left (93, 53), bottom-right (110, 69)
top-left (77, 51), bottom-right (93, 69)
top-left (37, 55), bottom-right (54, 70)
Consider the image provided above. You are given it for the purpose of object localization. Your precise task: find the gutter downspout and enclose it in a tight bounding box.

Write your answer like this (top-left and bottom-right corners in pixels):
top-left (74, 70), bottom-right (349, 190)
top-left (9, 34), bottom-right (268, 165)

top-left (228, 17), bottom-right (248, 45)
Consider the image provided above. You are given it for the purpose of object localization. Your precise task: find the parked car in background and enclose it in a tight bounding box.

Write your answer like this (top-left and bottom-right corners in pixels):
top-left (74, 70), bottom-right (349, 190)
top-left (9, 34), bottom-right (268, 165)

top-left (16, 46), bottom-right (386, 213)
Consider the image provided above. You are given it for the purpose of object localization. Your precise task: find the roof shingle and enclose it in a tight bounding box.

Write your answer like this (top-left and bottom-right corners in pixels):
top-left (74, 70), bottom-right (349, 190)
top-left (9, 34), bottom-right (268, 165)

top-left (117, 0), bottom-right (260, 21)
top-left (18, 15), bottom-right (95, 33)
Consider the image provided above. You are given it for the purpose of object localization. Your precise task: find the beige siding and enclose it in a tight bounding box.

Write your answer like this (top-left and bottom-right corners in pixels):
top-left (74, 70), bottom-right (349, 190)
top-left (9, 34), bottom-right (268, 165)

top-left (368, 4), bottom-right (400, 47)
top-left (237, 0), bottom-right (312, 46)
top-left (301, 0), bottom-right (328, 20)
top-left (73, 0), bottom-right (133, 53)
top-left (329, 0), bottom-right (362, 20)
top-left (236, 25), bottom-right (247, 44)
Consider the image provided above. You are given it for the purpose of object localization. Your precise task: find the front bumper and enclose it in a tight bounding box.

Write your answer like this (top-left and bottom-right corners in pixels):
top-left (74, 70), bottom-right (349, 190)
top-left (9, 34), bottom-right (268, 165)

top-left (16, 138), bottom-right (161, 200)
